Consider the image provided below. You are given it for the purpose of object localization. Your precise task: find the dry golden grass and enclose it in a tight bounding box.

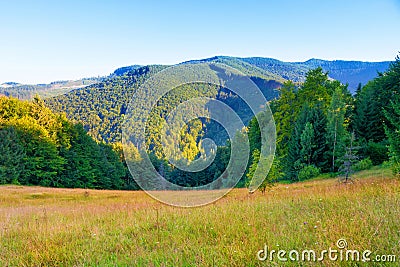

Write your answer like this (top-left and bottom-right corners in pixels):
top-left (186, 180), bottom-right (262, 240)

top-left (0, 168), bottom-right (399, 266)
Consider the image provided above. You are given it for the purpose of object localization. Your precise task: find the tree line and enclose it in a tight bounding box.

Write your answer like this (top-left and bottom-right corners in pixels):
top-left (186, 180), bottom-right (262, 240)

top-left (253, 55), bottom-right (400, 186)
top-left (1, 55), bottom-right (399, 190)
top-left (0, 95), bottom-right (136, 189)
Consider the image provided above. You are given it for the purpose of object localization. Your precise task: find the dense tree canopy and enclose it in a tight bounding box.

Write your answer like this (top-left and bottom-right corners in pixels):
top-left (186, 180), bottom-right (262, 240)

top-left (382, 56), bottom-right (400, 175)
top-left (0, 96), bottom-right (133, 189)
top-left (2, 55), bottom-right (398, 191)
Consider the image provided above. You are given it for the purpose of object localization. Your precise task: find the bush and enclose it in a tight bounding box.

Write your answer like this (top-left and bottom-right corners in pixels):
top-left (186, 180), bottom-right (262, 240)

top-left (381, 160), bottom-right (392, 168)
top-left (366, 141), bottom-right (389, 165)
top-left (394, 166), bottom-right (400, 177)
top-left (353, 158), bottom-right (373, 171)
top-left (298, 165), bottom-right (320, 181)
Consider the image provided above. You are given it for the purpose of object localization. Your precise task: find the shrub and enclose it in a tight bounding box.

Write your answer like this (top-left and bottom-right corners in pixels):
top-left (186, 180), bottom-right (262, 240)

top-left (394, 166), bottom-right (400, 176)
top-left (381, 160), bottom-right (392, 168)
top-left (298, 165), bottom-right (320, 181)
top-left (353, 158), bottom-right (373, 171)
top-left (366, 141), bottom-right (389, 165)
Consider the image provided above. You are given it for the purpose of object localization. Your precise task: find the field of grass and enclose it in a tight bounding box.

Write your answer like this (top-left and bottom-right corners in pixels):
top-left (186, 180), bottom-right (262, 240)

top-left (0, 167), bottom-right (399, 266)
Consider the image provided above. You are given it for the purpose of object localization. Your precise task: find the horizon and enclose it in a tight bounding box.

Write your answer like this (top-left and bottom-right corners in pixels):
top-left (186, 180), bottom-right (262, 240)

top-left (1, 0), bottom-right (399, 84)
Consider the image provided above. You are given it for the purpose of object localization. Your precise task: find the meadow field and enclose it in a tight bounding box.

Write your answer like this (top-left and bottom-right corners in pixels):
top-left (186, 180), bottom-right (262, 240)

top-left (0, 167), bottom-right (399, 266)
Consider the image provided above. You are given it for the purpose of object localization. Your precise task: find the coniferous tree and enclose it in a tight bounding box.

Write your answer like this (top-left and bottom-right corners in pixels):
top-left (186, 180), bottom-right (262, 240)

top-left (300, 122), bottom-right (315, 166)
top-left (286, 105), bottom-right (310, 181)
top-left (385, 101), bottom-right (400, 175)
top-left (308, 103), bottom-right (328, 170)
top-left (383, 55), bottom-right (400, 175)
top-left (0, 126), bottom-right (26, 184)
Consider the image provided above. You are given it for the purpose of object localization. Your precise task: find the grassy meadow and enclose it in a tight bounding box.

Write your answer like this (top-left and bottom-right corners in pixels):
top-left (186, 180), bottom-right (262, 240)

top-left (0, 167), bottom-right (399, 266)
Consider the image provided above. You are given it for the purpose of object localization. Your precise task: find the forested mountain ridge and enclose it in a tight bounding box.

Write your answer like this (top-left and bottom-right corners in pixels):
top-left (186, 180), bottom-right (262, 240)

top-left (45, 64), bottom-right (281, 144)
top-left (45, 65), bottom-right (168, 143)
top-left (0, 77), bottom-right (104, 100)
top-left (2, 56), bottom-right (399, 190)
top-left (182, 56), bottom-right (390, 92)
top-left (181, 56), bottom-right (286, 82)
top-left (111, 65), bottom-right (143, 76)
top-left (230, 56), bottom-right (390, 92)
top-left (44, 55), bottom-right (389, 146)
top-left (295, 58), bottom-right (391, 91)
top-left (2, 56), bottom-right (389, 101)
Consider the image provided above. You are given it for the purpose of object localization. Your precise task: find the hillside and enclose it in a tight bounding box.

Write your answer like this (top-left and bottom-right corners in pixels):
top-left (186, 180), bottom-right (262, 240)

top-left (3, 57), bottom-right (389, 101)
top-left (45, 64), bottom-right (281, 144)
top-left (0, 96), bottom-right (130, 189)
top-left (45, 65), bottom-right (168, 143)
top-left (44, 56), bottom-right (390, 147)
top-left (183, 56), bottom-right (390, 93)
top-left (181, 56), bottom-right (285, 82)
top-left (296, 59), bottom-right (391, 91)
top-left (0, 78), bottom-right (103, 100)
top-left (2, 55), bottom-right (399, 195)
top-left (111, 65), bottom-right (142, 76)
top-left (239, 57), bottom-right (391, 92)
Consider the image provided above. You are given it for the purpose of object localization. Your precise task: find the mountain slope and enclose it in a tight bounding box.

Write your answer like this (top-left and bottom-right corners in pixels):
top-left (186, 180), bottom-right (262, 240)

top-left (182, 56), bottom-right (285, 82)
top-left (45, 63), bottom-right (281, 144)
top-left (0, 78), bottom-right (103, 100)
top-left (4, 56), bottom-right (390, 101)
top-left (240, 57), bottom-right (391, 92)
top-left (44, 56), bottom-right (391, 145)
top-left (45, 65), bottom-right (167, 143)
top-left (297, 59), bottom-right (391, 91)
top-left (239, 57), bottom-right (310, 82)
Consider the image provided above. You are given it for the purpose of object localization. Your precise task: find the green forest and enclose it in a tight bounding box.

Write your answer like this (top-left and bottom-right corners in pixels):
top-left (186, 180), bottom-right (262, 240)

top-left (0, 96), bottom-right (133, 189)
top-left (1, 56), bottom-right (399, 190)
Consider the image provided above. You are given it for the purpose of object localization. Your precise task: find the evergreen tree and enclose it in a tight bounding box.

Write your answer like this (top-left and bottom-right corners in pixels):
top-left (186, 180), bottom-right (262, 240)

top-left (286, 105), bottom-right (309, 181)
top-left (352, 80), bottom-right (385, 142)
top-left (383, 55), bottom-right (400, 175)
top-left (0, 126), bottom-right (26, 184)
top-left (338, 133), bottom-right (359, 182)
top-left (308, 103), bottom-right (328, 170)
top-left (300, 122), bottom-right (315, 165)
top-left (60, 124), bottom-right (97, 188)
top-left (385, 101), bottom-right (400, 175)
top-left (285, 102), bottom-right (328, 180)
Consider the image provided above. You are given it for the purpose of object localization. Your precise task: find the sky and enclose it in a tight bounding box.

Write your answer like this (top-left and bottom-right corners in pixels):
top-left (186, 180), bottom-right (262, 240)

top-left (0, 0), bottom-right (399, 84)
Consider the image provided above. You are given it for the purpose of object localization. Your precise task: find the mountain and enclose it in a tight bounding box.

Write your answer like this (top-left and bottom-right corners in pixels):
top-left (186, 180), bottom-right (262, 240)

top-left (45, 64), bottom-right (280, 144)
top-left (296, 59), bottom-right (391, 91)
top-left (1, 65), bottom-right (140, 100)
top-left (45, 66), bottom-right (167, 143)
top-left (1, 82), bottom-right (22, 87)
top-left (183, 56), bottom-right (390, 93)
top-left (238, 57), bottom-right (310, 82)
top-left (3, 56), bottom-right (389, 101)
top-left (44, 56), bottom-right (391, 145)
top-left (181, 56), bottom-right (285, 82)
top-left (238, 57), bottom-right (391, 92)
top-left (0, 78), bottom-right (104, 100)
top-left (112, 65), bottom-right (142, 76)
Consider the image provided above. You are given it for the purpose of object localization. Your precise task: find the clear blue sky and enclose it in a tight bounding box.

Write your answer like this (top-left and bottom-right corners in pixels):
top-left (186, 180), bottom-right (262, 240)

top-left (1, 0), bottom-right (399, 84)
